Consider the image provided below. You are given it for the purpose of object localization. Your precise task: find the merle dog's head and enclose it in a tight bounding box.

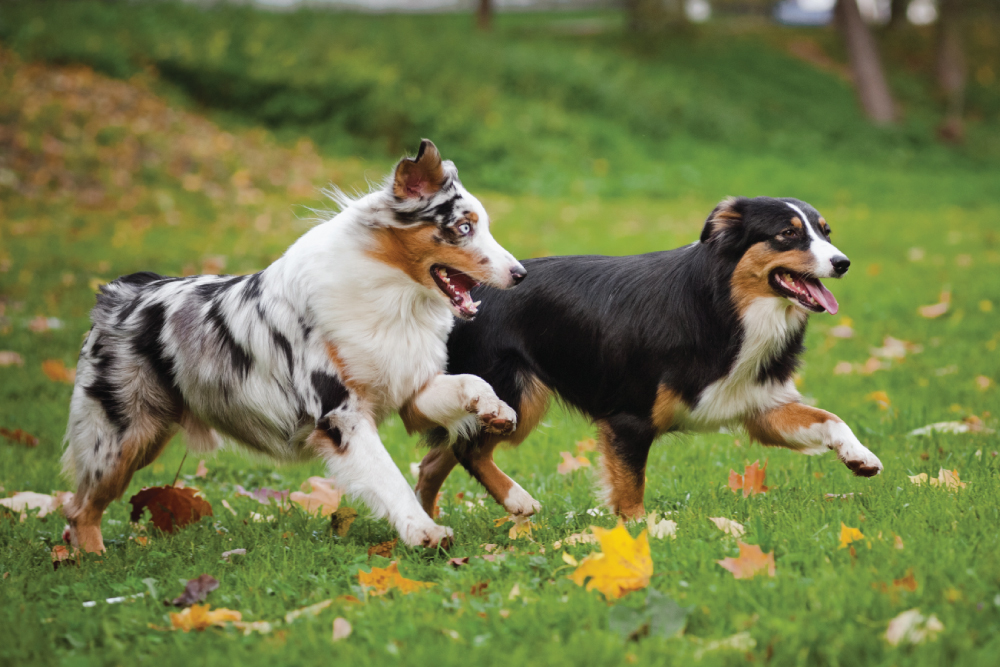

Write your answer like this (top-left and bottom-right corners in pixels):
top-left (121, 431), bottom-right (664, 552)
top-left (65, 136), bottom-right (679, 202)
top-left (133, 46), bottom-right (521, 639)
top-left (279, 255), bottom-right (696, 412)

top-left (367, 139), bottom-right (525, 319)
top-left (700, 196), bottom-right (849, 315)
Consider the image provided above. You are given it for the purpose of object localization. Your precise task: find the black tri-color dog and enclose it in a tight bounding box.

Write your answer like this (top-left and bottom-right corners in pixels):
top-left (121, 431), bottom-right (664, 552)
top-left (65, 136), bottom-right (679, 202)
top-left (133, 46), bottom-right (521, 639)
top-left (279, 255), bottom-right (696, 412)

top-left (414, 196), bottom-right (883, 519)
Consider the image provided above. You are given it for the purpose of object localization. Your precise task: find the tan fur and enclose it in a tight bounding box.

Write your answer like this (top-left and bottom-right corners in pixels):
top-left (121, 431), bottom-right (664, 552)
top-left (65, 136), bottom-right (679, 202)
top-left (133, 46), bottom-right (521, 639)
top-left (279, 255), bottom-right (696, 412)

top-left (651, 385), bottom-right (683, 434)
top-left (790, 216), bottom-right (803, 229)
top-left (393, 140), bottom-right (445, 199)
top-left (463, 438), bottom-right (516, 507)
top-left (597, 420), bottom-right (645, 519)
top-left (730, 244), bottom-right (815, 314)
top-left (746, 403), bottom-right (843, 448)
top-left (414, 446), bottom-right (459, 516)
top-left (366, 225), bottom-right (490, 291)
top-left (399, 398), bottom-right (437, 434)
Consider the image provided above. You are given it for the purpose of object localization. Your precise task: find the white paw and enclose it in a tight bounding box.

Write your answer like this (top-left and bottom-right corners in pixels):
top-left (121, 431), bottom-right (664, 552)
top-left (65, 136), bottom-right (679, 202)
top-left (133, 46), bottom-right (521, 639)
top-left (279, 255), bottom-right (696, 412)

top-left (400, 519), bottom-right (453, 549)
top-left (503, 484), bottom-right (541, 517)
top-left (462, 378), bottom-right (517, 436)
top-left (833, 441), bottom-right (883, 477)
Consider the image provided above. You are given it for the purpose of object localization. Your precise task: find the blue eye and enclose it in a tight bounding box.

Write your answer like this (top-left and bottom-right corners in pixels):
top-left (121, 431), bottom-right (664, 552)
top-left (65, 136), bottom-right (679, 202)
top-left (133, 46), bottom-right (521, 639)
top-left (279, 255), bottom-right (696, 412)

top-left (458, 223), bottom-right (471, 235)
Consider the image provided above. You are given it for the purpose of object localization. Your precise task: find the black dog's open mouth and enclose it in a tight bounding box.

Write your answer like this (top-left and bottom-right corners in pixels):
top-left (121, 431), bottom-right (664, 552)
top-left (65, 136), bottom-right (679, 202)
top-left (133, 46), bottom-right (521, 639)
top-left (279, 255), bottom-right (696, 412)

top-left (431, 264), bottom-right (480, 318)
top-left (769, 269), bottom-right (839, 314)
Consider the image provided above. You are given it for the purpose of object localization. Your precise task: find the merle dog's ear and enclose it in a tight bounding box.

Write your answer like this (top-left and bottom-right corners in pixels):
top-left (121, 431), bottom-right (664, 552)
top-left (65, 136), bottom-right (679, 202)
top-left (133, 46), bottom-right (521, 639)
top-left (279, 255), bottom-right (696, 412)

top-left (700, 197), bottom-right (747, 245)
top-left (393, 139), bottom-right (446, 199)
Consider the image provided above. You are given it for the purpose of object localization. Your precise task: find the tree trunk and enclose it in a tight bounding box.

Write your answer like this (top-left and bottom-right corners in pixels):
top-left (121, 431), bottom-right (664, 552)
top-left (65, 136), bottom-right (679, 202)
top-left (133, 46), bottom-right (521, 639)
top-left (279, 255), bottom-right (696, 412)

top-left (477, 0), bottom-right (492, 32)
top-left (834, 0), bottom-right (897, 124)
top-left (624, 0), bottom-right (685, 33)
top-left (887, 0), bottom-right (909, 30)
top-left (936, 0), bottom-right (967, 142)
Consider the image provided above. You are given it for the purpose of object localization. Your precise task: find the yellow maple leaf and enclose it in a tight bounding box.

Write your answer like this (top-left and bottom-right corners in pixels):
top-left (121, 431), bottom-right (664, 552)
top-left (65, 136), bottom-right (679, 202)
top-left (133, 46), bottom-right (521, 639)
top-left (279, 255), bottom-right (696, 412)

top-left (169, 604), bottom-right (242, 632)
top-left (358, 562), bottom-right (434, 596)
top-left (839, 523), bottom-right (865, 549)
top-left (716, 542), bottom-right (776, 579)
top-left (495, 514), bottom-right (535, 539)
top-left (568, 524), bottom-right (652, 599)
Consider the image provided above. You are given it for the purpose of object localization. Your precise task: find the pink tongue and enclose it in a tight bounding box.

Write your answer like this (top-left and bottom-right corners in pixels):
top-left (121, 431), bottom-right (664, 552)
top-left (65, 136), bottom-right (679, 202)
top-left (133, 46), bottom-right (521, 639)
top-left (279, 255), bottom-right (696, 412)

top-left (804, 279), bottom-right (838, 315)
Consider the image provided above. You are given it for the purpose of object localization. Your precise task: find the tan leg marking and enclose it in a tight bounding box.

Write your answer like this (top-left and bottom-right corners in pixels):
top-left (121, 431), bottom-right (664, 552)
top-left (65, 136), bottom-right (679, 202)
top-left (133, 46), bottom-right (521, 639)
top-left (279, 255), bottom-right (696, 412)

top-left (651, 385), bottom-right (684, 434)
top-left (746, 403), bottom-right (841, 449)
top-left (504, 374), bottom-right (551, 446)
top-left (597, 421), bottom-right (645, 520)
top-left (464, 436), bottom-right (516, 506)
top-left (415, 446), bottom-right (459, 516)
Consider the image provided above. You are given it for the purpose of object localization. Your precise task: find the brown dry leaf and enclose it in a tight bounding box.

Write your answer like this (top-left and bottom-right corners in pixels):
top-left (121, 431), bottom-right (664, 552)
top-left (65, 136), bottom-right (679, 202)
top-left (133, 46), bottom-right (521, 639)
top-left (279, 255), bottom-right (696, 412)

top-left (171, 574), bottom-right (220, 607)
top-left (1, 428), bottom-right (39, 447)
top-left (894, 569), bottom-right (918, 592)
top-left (330, 507), bottom-right (357, 536)
top-left (169, 604), bottom-right (242, 632)
top-left (51, 544), bottom-right (76, 569)
top-left (909, 469), bottom-right (967, 490)
top-left (41, 359), bottom-right (75, 384)
top-left (332, 617), bottom-right (352, 641)
top-left (894, 535), bottom-right (905, 550)
top-left (708, 517), bottom-right (746, 538)
top-left (195, 460), bottom-right (209, 478)
top-left (727, 460), bottom-right (769, 498)
top-left (358, 562), bottom-right (435, 596)
top-left (448, 557), bottom-right (470, 568)
top-left (918, 290), bottom-right (951, 319)
top-left (0, 491), bottom-right (71, 519)
top-left (557, 451), bottom-right (591, 475)
top-left (134, 536), bottom-right (149, 547)
top-left (0, 351), bottom-right (24, 366)
top-left (290, 477), bottom-right (341, 517)
top-left (128, 486), bottom-right (213, 533)
top-left (568, 524), bottom-right (652, 599)
top-left (717, 542), bottom-right (776, 580)
top-left (367, 538), bottom-right (397, 559)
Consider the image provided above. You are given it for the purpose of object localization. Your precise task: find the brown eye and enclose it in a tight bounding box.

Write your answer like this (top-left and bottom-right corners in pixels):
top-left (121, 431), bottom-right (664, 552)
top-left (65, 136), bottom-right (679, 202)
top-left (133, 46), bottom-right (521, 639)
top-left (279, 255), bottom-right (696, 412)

top-left (781, 228), bottom-right (797, 238)
top-left (823, 225), bottom-right (832, 236)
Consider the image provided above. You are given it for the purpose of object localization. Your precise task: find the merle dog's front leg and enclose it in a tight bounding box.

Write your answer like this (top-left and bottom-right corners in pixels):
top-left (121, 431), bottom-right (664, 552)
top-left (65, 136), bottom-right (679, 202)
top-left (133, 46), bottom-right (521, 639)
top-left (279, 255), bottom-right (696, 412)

top-left (401, 373), bottom-right (517, 440)
top-left (309, 408), bottom-right (452, 548)
top-left (746, 403), bottom-right (883, 476)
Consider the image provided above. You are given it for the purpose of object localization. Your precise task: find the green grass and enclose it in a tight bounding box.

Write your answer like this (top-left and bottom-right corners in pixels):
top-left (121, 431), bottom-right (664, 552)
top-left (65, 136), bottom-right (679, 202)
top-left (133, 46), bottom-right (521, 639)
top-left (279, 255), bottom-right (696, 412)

top-left (2, 5), bottom-right (1000, 666)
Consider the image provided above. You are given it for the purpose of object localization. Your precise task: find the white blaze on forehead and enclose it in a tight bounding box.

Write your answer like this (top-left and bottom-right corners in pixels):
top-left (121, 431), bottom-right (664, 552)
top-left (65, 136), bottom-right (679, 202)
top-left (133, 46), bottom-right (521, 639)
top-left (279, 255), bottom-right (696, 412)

top-left (785, 202), bottom-right (842, 276)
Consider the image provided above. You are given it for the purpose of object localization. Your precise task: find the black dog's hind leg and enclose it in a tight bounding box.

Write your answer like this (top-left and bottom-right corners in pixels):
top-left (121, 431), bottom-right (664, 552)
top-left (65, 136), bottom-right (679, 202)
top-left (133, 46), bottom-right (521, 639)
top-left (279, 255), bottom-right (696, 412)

top-left (596, 414), bottom-right (657, 519)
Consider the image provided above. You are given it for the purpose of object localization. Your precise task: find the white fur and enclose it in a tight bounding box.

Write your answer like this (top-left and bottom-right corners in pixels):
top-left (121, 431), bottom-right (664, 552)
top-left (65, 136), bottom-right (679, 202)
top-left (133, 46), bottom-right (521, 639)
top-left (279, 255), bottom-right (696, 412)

top-left (781, 419), bottom-right (883, 473)
top-left (785, 201), bottom-right (844, 278)
top-left (408, 374), bottom-right (517, 444)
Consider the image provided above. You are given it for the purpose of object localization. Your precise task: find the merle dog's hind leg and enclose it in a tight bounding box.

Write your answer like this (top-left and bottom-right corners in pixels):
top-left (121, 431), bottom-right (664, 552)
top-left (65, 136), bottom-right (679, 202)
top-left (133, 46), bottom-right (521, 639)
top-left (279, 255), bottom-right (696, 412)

top-left (596, 415), bottom-right (656, 520)
top-left (62, 387), bottom-right (177, 553)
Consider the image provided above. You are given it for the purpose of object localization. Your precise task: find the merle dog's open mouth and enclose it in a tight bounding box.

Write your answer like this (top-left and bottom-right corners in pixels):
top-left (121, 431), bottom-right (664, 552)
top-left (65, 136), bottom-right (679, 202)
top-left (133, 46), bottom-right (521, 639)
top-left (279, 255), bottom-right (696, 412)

top-left (431, 264), bottom-right (480, 318)
top-left (769, 269), bottom-right (839, 314)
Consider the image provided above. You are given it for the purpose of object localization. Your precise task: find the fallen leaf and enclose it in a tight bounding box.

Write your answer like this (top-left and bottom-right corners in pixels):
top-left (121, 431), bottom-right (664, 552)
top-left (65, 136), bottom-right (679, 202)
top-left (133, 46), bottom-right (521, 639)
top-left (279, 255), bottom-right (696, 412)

top-left (285, 599), bottom-right (332, 624)
top-left (221, 499), bottom-right (237, 516)
top-left (839, 523), bottom-right (864, 549)
top-left (553, 532), bottom-right (599, 550)
top-left (290, 477), bottom-right (341, 517)
top-left (231, 620), bottom-right (275, 636)
top-left (169, 604), bottom-right (242, 632)
top-left (221, 548), bottom-right (246, 562)
top-left (908, 468), bottom-right (967, 490)
top-left (909, 417), bottom-right (991, 436)
top-left (562, 552), bottom-right (578, 566)
top-left (557, 451), bottom-right (591, 474)
top-left (829, 324), bottom-right (854, 339)
top-left (128, 486), bottom-right (213, 533)
top-left (332, 617), bottom-right (352, 641)
top-left (975, 375), bottom-right (992, 390)
top-left (171, 574), bottom-right (219, 607)
top-left (833, 361), bottom-right (854, 375)
top-left (336, 595), bottom-right (362, 605)
top-left (195, 460), bottom-right (209, 478)
top-left (448, 557), bottom-right (470, 568)
top-left (496, 514), bottom-right (534, 540)
top-left (870, 336), bottom-right (922, 360)
top-left (646, 512), bottom-right (677, 539)
top-left (716, 542), bottom-right (775, 579)
top-left (51, 544), bottom-right (75, 569)
top-left (508, 583), bottom-right (521, 600)
top-left (41, 359), bottom-right (75, 384)
top-left (693, 631), bottom-right (757, 659)
top-left (576, 438), bottom-right (597, 454)
top-left (330, 507), bottom-right (357, 536)
top-left (867, 391), bottom-right (891, 410)
top-left (894, 569), bottom-right (918, 592)
top-left (234, 485), bottom-right (289, 506)
top-left (0, 428), bottom-right (39, 447)
top-left (569, 524), bottom-right (652, 599)
top-left (918, 290), bottom-right (951, 319)
top-left (727, 460), bottom-right (769, 498)
top-left (134, 536), bottom-right (148, 547)
top-left (358, 562), bottom-right (434, 596)
top-left (29, 316), bottom-right (63, 333)
top-left (885, 608), bottom-right (944, 646)
top-left (0, 351), bottom-right (24, 366)
top-left (708, 517), bottom-right (745, 538)
top-left (367, 539), bottom-right (397, 559)
top-left (0, 491), bottom-right (71, 519)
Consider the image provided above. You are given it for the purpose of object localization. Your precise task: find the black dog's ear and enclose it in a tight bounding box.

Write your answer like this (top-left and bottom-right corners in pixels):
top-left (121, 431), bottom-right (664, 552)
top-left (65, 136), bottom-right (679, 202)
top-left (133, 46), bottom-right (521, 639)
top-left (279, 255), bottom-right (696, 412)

top-left (700, 197), bottom-right (748, 245)
top-left (393, 139), bottom-right (446, 199)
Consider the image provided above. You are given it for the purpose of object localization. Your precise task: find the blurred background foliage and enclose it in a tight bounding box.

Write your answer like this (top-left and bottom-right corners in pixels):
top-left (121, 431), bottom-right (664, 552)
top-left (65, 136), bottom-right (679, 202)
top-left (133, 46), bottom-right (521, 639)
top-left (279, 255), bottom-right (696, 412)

top-left (0, 0), bottom-right (997, 207)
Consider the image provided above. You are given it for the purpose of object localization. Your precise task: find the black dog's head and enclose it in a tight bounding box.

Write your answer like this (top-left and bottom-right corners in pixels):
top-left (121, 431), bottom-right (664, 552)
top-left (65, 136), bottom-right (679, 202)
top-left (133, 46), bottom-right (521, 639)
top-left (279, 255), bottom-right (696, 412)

top-left (700, 196), bottom-right (849, 315)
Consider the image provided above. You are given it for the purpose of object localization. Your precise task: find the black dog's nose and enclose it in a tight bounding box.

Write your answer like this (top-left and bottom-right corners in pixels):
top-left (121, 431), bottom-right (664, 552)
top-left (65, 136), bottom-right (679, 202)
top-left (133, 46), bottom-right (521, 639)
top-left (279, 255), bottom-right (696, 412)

top-left (831, 256), bottom-right (851, 276)
top-left (510, 265), bottom-right (527, 285)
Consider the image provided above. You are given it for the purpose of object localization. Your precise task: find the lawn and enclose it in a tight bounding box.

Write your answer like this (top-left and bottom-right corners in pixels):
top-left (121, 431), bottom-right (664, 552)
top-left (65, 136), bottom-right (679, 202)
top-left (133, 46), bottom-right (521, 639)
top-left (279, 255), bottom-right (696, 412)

top-left (1, 4), bottom-right (1000, 666)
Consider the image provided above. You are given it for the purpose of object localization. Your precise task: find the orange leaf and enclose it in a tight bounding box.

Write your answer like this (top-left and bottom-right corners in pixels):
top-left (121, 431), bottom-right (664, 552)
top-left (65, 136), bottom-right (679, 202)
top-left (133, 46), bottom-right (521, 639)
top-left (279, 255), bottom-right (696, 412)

top-left (728, 460), bottom-right (768, 497)
top-left (838, 523), bottom-right (865, 549)
top-left (41, 359), bottom-right (75, 384)
top-left (0, 428), bottom-right (39, 447)
top-left (128, 486), bottom-right (213, 533)
top-left (290, 477), bottom-right (341, 517)
top-left (918, 290), bottom-right (951, 318)
top-left (195, 460), bottom-right (209, 478)
top-left (576, 438), bottom-right (597, 454)
top-left (358, 562), bottom-right (434, 596)
top-left (557, 451), bottom-right (590, 474)
top-left (716, 542), bottom-right (776, 579)
top-left (367, 538), bottom-right (398, 559)
top-left (169, 604), bottom-right (242, 632)
top-left (568, 524), bottom-right (652, 599)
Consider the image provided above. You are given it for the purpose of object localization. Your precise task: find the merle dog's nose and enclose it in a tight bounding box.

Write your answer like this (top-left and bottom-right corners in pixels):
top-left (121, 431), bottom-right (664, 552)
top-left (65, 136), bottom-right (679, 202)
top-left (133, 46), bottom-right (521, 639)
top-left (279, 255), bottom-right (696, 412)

top-left (510, 265), bottom-right (527, 285)
top-left (831, 256), bottom-right (851, 276)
